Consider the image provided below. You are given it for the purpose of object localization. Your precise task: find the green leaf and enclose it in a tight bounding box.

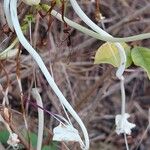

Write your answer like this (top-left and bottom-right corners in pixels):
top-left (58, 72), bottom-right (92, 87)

top-left (29, 132), bottom-right (38, 148)
top-left (38, 2), bottom-right (61, 14)
top-left (56, 0), bottom-right (61, 6)
top-left (94, 42), bottom-right (132, 68)
top-left (131, 46), bottom-right (150, 79)
top-left (40, 4), bottom-right (50, 12)
top-left (24, 14), bottom-right (35, 23)
top-left (0, 130), bottom-right (9, 144)
top-left (29, 132), bottom-right (37, 147)
top-left (42, 142), bottom-right (58, 150)
top-left (24, 132), bottom-right (38, 148)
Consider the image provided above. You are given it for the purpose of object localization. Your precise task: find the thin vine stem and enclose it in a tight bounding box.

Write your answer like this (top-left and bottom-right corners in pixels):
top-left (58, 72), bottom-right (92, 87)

top-left (69, 0), bottom-right (126, 78)
top-left (10, 0), bottom-right (89, 149)
top-left (120, 76), bottom-right (126, 115)
top-left (31, 88), bottom-right (44, 150)
top-left (49, 9), bottom-right (150, 42)
top-left (124, 133), bottom-right (129, 150)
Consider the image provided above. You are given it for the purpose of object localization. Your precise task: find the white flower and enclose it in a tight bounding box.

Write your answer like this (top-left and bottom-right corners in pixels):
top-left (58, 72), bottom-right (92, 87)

top-left (7, 133), bottom-right (20, 147)
top-left (53, 123), bottom-right (82, 142)
top-left (115, 113), bottom-right (136, 135)
top-left (53, 123), bottom-right (85, 148)
top-left (0, 115), bottom-right (20, 147)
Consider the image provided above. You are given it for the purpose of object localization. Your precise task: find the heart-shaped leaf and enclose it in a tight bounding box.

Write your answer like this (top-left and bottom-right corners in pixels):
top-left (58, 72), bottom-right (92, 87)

top-left (94, 42), bottom-right (132, 68)
top-left (131, 47), bottom-right (150, 79)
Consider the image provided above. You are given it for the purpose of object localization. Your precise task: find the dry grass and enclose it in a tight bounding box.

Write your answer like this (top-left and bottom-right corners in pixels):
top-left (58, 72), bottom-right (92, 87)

top-left (0, 0), bottom-right (150, 149)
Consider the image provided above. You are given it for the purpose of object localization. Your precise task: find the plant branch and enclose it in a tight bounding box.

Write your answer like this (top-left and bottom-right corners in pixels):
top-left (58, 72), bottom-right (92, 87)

top-left (10, 0), bottom-right (89, 149)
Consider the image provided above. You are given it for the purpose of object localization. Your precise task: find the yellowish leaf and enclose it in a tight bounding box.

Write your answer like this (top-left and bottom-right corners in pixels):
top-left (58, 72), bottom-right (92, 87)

top-left (94, 42), bottom-right (132, 68)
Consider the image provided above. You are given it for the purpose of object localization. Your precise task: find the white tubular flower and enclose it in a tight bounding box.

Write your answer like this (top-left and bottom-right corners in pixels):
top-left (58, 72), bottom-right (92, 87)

top-left (22, 0), bottom-right (41, 5)
top-left (53, 123), bottom-right (84, 148)
top-left (115, 113), bottom-right (136, 135)
top-left (7, 0), bottom-right (89, 149)
top-left (53, 124), bottom-right (80, 142)
top-left (53, 115), bottom-right (84, 148)
top-left (7, 133), bottom-right (20, 148)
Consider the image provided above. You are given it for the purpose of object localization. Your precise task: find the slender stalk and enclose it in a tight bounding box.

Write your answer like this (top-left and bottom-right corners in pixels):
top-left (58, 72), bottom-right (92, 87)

top-left (3, 0), bottom-right (14, 31)
top-left (120, 76), bottom-right (125, 115)
top-left (10, 0), bottom-right (89, 149)
top-left (4, 1), bottom-right (150, 42)
top-left (115, 44), bottom-right (126, 79)
top-left (50, 10), bottom-right (150, 42)
top-left (69, 0), bottom-right (110, 37)
top-left (31, 88), bottom-right (44, 150)
top-left (28, 21), bottom-right (32, 45)
top-left (124, 133), bottom-right (129, 150)
top-left (0, 86), bottom-right (9, 106)
top-left (68, 3), bottom-right (130, 150)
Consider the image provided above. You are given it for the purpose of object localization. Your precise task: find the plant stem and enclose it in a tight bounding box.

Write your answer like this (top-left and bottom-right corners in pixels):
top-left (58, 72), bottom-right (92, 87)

top-left (49, 10), bottom-right (150, 42)
top-left (10, 0), bottom-right (89, 149)
top-left (124, 133), bottom-right (129, 150)
top-left (31, 88), bottom-right (44, 150)
top-left (3, 0), bottom-right (14, 31)
top-left (120, 76), bottom-right (126, 115)
top-left (69, 0), bottom-right (126, 78)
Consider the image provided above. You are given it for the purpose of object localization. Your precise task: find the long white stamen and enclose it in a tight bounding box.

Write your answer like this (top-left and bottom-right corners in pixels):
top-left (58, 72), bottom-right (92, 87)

top-left (10, 0), bottom-right (88, 149)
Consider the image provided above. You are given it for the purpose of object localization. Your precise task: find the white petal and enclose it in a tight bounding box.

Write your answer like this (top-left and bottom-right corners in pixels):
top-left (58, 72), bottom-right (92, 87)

top-left (115, 113), bottom-right (136, 135)
top-left (53, 124), bottom-right (82, 142)
top-left (7, 133), bottom-right (20, 147)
